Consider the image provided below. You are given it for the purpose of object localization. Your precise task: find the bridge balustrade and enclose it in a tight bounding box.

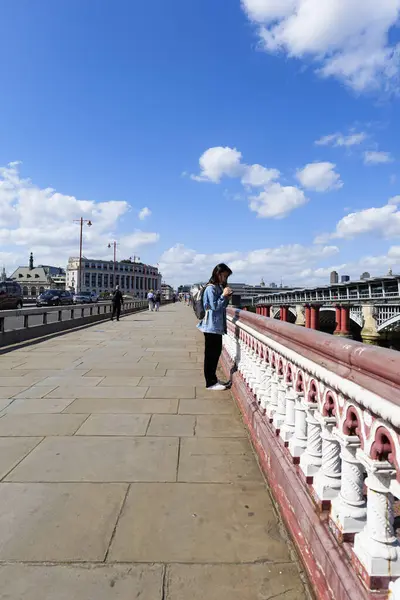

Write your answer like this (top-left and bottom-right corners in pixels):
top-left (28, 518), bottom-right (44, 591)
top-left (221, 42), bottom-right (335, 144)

top-left (222, 307), bottom-right (400, 599)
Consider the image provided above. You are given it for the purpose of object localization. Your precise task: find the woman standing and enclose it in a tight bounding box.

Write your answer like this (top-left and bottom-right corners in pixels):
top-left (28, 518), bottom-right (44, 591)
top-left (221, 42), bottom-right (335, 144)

top-left (197, 263), bottom-right (233, 390)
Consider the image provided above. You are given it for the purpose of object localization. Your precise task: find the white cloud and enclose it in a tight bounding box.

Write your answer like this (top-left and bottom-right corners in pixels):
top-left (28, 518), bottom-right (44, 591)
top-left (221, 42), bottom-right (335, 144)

top-left (296, 162), bottom-right (343, 192)
top-left (364, 150), bottom-right (394, 164)
top-left (249, 183), bottom-right (308, 218)
top-left (0, 162), bottom-right (160, 273)
top-left (138, 207), bottom-right (151, 220)
top-left (315, 131), bottom-right (367, 147)
top-left (241, 163), bottom-right (280, 187)
top-left (158, 241), bottom-right (339, 286)
top-left (241, 0), bottom-right (400, 92)
top-left (191, 145), bottom-right (306, 218)
top-left (191, 146), bottom-right (243, 183)
top-left (315, 196), bottom-right (400, 242)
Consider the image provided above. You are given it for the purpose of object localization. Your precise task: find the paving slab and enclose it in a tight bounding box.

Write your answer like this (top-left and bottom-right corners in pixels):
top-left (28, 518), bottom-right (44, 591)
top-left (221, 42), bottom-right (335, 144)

top-left (108, 482), bottom-right (289, 563)
top-left (0, 414), bottom-right (87, 436)
top-left (0, 437), bottom-right (43, 479)
top-left (145, 386), bottom-right (195, 399)
top-left (0, 386), bottom-right (32, 398)
top-left (0, 564), bottom-right (164, 600)
top-left (84, 367), bottom-right (166, 377)
top-left (6, 436), bottom-right (179, 482)
top-left (96, 376), bottom-right (141, 387)
top-left (166, 563), bottom-right (307, 600)
top-left (0, 482), bottom-right (127, 561)
top-left (195, 415), bottom-right (246, 437)
top-left (147, 414), bottom-right (196, 437)
top-left (178, 437), bottom-right (263, 483)
top-left (64, 397), bottom-right (178, 414)
top-left (36, 376), bottom-right (105, 387)
top-left (47, 386), bottom-right (147, 399)
top-left (179, 399), bottom-right (236, 415)
top-left (76, 414), bottom-right (151, 436)
top-left (1, 398), bottom-right (75, 414)
top-left (12, 385), bottom-right (59, 399)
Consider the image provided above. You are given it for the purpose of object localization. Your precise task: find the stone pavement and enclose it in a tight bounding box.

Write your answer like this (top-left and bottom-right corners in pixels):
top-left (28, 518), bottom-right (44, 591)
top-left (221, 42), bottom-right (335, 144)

top-left (0, 304), bottom-right (309, 599)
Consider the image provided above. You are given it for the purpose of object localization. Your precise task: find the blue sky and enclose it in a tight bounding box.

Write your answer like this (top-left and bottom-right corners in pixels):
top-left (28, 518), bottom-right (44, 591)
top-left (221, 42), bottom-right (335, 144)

top-left (1, 0), bottom-right (400, 285)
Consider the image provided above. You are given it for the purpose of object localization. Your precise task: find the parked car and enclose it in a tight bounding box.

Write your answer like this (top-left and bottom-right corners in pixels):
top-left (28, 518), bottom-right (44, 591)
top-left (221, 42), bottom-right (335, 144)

top-left (0, 281), bottom-right (23, 310)
top-left (73, 291), bottom-right (93, 304)
top-left (90, 291), bottom-right (99, 303)
top-left (36, 290), bottom-right (73, 307)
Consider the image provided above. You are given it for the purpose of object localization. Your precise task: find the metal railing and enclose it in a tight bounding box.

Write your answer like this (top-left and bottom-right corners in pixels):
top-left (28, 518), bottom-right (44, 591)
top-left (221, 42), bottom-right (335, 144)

top-left (0, 300), bottom-right (149, 346)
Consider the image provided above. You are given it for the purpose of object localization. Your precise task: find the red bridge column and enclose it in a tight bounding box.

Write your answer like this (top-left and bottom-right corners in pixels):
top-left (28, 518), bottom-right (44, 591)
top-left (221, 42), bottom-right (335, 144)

top-left (341, 306), bottom-right (350, 337)
top-left (334, 305), bottom-right (342, 335)
top-left (282, 306), bottom-right (289, 322)
top-left (264, 305), bottom-right (271, 318)
top-left (305, 305), bottom-right (311, 329)
top-left (310, 305), bottom-right (320, 330)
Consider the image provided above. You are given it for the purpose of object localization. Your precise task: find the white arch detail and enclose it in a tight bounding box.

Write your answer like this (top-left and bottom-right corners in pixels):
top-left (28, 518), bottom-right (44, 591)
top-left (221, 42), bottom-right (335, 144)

top-left (377, 313), bottom-right (400, 332)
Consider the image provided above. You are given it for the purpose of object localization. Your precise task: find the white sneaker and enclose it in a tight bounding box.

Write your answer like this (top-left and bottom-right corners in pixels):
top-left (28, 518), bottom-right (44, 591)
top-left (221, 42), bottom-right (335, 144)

top-left (206, 383), bottom-right (227, 391)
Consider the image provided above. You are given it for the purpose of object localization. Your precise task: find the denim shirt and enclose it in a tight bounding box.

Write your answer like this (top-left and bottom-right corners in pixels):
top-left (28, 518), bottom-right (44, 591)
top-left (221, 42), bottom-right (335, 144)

top-left (197, 284), bottom-right (228, 335)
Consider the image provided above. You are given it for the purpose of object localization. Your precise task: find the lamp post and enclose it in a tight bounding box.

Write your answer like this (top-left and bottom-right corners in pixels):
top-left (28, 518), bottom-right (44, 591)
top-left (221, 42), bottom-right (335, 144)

top-left (73, 218), bottom-right (92, 293)
top-left (108, 241), bottom-right (119, 289)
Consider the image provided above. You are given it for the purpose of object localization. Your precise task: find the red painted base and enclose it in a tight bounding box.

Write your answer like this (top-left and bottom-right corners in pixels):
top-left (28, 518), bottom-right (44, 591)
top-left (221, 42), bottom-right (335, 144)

top-left (221, 350), bottom-right (388, 600)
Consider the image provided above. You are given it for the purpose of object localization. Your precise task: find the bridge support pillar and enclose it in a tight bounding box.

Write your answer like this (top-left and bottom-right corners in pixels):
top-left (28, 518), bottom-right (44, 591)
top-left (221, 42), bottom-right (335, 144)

top-left (305, 305), bottom-right (311, 329)
top-left (340, 306), bottom-right (351, 338)
top-left (295, 305), bottom-right (305, 327)
top-left (310, 305), bottom-right (320, 330)
top-left (334, 305), bottom-right (342, 335)
top-left (280, 306), bottom-right (289, 322)
top-left (264, 305), bottom-right (271, 318)
top-left (361, 304), bottom-right (380, 345)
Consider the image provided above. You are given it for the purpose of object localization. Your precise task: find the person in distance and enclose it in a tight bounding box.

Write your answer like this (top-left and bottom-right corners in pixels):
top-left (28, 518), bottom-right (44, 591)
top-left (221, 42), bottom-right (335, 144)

top-left (197, 263), bottom-right (233, 391)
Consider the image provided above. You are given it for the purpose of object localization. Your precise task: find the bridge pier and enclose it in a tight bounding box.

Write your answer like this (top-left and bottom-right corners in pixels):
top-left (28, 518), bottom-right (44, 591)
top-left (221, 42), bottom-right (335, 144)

top-left (295, 305), bottom-right (305, 327)
top-left (361, 304), bottom-right (380, 345)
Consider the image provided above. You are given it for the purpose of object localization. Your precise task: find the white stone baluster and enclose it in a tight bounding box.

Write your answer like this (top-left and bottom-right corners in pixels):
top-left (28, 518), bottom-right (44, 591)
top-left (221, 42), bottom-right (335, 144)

top-left (273, 376), bottom-right (287, 431)
top-left (313, 415), bottom-right (342, 502)
top-left (288, 392), bottom-right (307, 460)
top-left (354, 451), bottom-right (400, 579)
top-left (281, 385), bottom-right (296, 443)
top-left (259, 363), bottom-right (272, 415)
top-left (330, 431), bottom-right (366, 539)
top-left (266, 371), bottom-right (278, 420)
top-left (300, 397), bottom-right (322, 480)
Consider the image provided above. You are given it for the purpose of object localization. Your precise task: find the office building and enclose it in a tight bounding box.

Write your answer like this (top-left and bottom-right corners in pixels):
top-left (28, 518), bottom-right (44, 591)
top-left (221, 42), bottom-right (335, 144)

top-left (66, 257), bottom-right (162, 299)
top-left (341, 275), bottom-right (350, 283)
top-left (330, 271), bottom-right (339, 284)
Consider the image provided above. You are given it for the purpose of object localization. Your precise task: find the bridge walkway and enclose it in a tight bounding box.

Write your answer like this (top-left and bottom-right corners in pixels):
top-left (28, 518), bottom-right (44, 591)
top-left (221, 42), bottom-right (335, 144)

top-left (0, 303), bottom-right (308, 599)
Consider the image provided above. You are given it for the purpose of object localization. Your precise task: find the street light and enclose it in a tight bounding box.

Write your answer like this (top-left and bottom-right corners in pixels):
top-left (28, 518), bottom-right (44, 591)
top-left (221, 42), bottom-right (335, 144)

top-left (108, 241), bottom-right (119, 289)
top-left (73, 218), bottom-right (92, 293)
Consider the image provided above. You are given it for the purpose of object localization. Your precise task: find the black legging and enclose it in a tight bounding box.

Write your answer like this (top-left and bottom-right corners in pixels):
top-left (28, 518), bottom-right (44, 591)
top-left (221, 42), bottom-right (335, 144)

top-left (204, 333), bottom-right (222, 388)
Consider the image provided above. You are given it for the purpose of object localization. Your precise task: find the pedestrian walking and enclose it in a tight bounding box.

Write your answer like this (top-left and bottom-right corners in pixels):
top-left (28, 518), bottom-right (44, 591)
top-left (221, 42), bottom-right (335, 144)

top-left (197, 263), bottom-right (233, 390)
top-left (147, 290), bottom-right (155, 311)
top-left (155, 290), bottom-right (161, 311)
top-left (111, 285), bottom-right (124, 321)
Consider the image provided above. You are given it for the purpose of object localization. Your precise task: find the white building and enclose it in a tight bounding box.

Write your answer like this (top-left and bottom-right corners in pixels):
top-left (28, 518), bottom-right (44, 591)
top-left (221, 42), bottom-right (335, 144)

top-left (66, 257), bottom-right (162, 299)
top-left (10, 253), bottom-right (66, 298)
top-left (161, 283), bottom-right (174, 300)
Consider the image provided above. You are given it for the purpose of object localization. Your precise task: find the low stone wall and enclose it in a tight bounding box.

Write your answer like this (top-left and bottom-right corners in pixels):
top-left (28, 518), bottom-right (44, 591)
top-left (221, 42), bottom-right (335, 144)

top-left (0, 301), bottom-right (149, 348)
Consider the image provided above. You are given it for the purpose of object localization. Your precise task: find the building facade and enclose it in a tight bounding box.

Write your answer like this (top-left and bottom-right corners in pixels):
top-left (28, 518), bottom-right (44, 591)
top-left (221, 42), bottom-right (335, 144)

top-left (10, 254), bottom-right (66, 298)
top-left (161, 283), bottom-right (174, 300)
top-left (66, 257), bottom-right (162, 298)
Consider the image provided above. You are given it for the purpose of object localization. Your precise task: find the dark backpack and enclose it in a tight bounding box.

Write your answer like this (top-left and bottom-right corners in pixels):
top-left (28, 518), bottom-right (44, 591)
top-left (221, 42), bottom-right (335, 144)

top-left (192, 284), bottom-right (212, 320)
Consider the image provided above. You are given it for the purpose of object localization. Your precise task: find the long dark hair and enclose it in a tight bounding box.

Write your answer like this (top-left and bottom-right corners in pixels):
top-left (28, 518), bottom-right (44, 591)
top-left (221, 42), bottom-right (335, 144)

top-left (209, 263), bottom-right (233, 285)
